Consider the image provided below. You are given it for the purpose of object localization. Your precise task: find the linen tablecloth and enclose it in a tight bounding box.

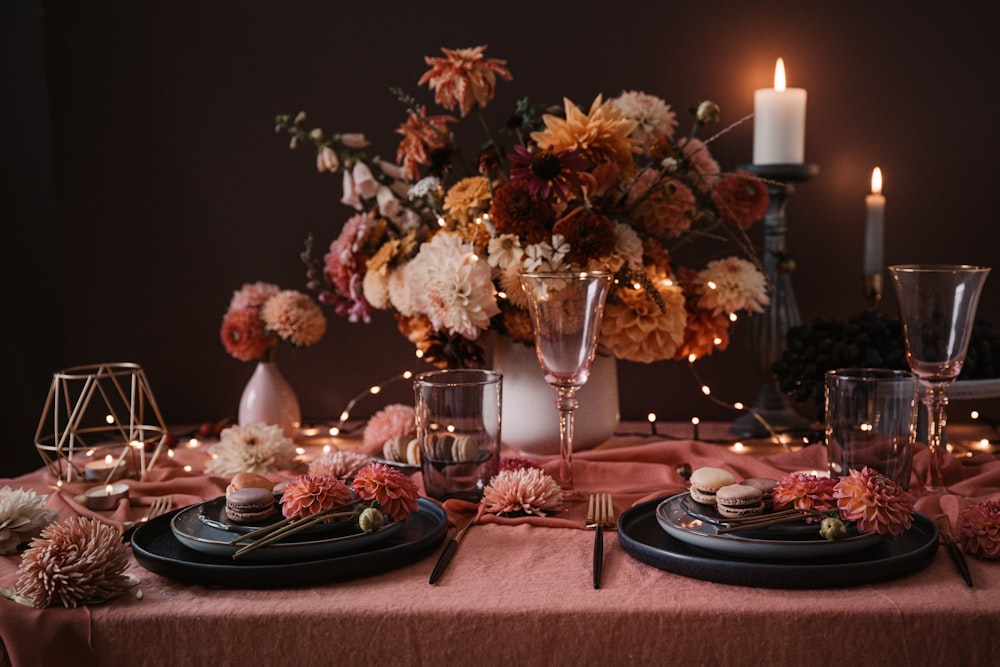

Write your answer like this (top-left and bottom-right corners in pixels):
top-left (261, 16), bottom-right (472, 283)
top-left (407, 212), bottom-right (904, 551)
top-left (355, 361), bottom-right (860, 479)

top-left (2, 434), bottom-right (998, 667)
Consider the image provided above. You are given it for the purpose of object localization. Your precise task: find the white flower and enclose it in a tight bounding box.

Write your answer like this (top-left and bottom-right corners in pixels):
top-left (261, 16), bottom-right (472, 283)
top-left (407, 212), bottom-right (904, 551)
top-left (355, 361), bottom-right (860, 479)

top-left (376, 185), bottom-right (407, 223)
top-left (611, 222), bottom-right (643, 271)
top-left (408, 176), bottom-right (443, 201)
top-left (316, 146), bottom-right (339, 173)
top-left (205, 422), bottom-right (296, 477)
top-left (352, 161), bottom-right (378, 200)
top-left (523, 234), bottom-right (569, 272)
top-left (341, 170), bottom-right (361, 210)
top-left (696, 256), bottom-right (770, 315)
top-left (407, 233), bottom-right (500, 339)
top-left (613, 90), bottom-right (678, 146)
top-left (0, 487), bottom-right (58, 555)
top-left (486, 233), bottom-right (524, 269)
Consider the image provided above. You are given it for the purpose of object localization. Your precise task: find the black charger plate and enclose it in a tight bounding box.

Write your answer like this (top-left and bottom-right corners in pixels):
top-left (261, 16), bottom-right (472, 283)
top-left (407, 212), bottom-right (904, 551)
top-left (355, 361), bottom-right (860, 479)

top-left (132, 498), bottom-right (447, 588)
top-left (617, 496), bottom-right (938, 589)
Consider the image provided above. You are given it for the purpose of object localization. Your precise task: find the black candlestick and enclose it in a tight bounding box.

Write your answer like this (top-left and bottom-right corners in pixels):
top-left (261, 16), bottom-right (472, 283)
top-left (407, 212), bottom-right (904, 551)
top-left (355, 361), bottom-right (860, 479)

top-left (731, 163), bottom-right (819, 439)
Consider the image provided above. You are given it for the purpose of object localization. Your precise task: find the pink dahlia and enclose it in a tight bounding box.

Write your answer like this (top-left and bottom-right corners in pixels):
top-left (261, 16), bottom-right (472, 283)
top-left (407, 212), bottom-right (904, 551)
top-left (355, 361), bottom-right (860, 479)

top-left (773, 472), bottom-right (838, 514)
top-left (833, 467), bottom-right (915, 537)
top-left (228, 281), bottom-right (280, 311)
top-left (959, 500), bottom-right (1000, 560)
top-left (260, 290), bottom-right (327, 347)
top-left (280, 475), bottom-right (353, 520)
top-left (481, 468), bottom-right (563, 517)
top-left (362, 404), bottom-right (416, 451)
top-left (308, 450), bottom-right (372, 481)
top-left (351, 462), bottom-right (420, 522)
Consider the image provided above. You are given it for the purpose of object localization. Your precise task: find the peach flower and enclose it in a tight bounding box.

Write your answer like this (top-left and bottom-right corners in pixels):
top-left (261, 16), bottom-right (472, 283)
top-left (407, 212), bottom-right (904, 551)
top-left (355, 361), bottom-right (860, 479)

top-left (959, 500), bottom-right (1000, 560)
top-left (351, 463), bottom-right (420, 522)
top-left (280, 475), bottom-right (353, 519)
top-left (833, 467), bottom-right (914, 537)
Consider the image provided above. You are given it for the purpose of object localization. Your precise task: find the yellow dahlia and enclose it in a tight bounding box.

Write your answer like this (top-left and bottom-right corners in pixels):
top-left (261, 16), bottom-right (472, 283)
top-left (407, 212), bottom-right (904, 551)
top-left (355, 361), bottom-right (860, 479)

top-left (958, 500), bottom-right (1000, 560)
top-left (531, 95), bottom-right (640, 178)
top-left (600, 264), bottom-right (686, 363)
top-left (833, 467), bottom-right (915, 537)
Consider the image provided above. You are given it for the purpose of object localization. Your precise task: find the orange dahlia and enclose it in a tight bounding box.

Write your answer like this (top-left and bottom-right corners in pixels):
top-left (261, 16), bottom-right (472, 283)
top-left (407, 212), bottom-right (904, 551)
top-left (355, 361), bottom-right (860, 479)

top-left (280, 475), bottom-right (353, 520)
top-left (833, 467), bottom-right (915, 537)
top-left (531, 95), bottom-right (640, 178)
top-left (772, 472), bottom-right (838, 514)
top-left (351, 462), bottom-right (420, 521)
top-left (395, 106), bottom-right (456, 181)
top-left (418, 45), bottom-right (512, 117)
top-left (958, 500), bottom-right (1000, 560)
top-left (710, 170), bottom-right (769, 229)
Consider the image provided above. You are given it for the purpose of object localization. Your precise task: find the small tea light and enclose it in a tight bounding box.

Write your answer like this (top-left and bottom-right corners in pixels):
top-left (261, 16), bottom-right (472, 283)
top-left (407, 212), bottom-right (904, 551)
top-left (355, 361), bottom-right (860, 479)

top-left (84, 483), bottom-right (130, 511)
top-left (84, 454), bottom-right (124, 482)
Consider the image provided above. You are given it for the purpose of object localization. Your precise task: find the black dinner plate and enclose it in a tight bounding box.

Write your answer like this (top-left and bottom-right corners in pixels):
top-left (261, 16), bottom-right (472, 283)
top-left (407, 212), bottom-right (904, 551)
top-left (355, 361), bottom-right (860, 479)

top-left (132, 498), bottom-right (447, 588)
top-left (617, 496), bottom-right (938, 589)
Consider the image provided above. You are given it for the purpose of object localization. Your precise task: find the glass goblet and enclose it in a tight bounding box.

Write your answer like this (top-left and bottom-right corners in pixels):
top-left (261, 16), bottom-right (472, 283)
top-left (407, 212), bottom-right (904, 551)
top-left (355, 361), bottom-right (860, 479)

top-left (888, 264), bottom-right (990, 494)
top-left (518, 270), bottom-right (612, 495)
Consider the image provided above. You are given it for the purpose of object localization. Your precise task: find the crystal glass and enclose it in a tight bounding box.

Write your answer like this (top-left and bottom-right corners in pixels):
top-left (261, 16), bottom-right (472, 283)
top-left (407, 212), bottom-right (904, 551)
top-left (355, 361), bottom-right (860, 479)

top-left (888, 264), bottom-right (990, 493)
top-left (518, 271), bottom-right (612, 495)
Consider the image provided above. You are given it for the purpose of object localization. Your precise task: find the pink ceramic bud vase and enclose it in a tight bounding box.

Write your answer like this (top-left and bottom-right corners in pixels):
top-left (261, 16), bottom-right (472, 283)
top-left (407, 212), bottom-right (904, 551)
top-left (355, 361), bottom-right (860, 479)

top-left (237, 354), bottom-right (301, 439)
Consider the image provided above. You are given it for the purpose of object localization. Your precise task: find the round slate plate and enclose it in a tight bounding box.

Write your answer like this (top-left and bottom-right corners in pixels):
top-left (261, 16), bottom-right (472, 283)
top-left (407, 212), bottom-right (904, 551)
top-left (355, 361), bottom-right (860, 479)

top-left (617, 496), bottom-right (938, 589)
top-left (132, 498), bottom-right (447, 588)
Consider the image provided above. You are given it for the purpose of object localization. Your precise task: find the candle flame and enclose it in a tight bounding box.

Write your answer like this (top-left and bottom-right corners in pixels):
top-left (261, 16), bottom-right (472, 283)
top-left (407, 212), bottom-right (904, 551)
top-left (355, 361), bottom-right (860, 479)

top-left (774, 57), bottom-right (787, 92)
top-left (104, 454), bottom-right (113, 464)
top-left (871, 166), bottom-right (883, 195)
top-left (105, 484), bottom-right (114, 495)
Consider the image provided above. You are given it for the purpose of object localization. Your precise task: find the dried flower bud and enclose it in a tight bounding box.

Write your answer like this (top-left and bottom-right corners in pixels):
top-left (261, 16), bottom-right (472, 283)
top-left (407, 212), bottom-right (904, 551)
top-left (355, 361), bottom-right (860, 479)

top-left (339, 133), bottom-right (370, 149)
top-left (309, 128), bottom-right (324, 140)
top-left (294, 110), bottom-right (307, 124)
top-left (289, 137), bottom-right (298, 150)
top-left (695, 100), bottom-right (721, 125)
top-left (819, 516), bottom-right (846, 541)
top-left (359, 507), bottom-right (384, 534)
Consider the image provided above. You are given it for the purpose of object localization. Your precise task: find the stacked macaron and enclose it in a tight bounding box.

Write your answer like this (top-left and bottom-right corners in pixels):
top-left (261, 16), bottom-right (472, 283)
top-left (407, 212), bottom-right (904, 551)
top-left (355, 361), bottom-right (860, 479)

top-left (688, 467), bottom-right (779, 520)
top-left (225, 472), bottom-right (277, 523)
top-left (715, 484), bottom-right (765, 519)
top-left (382, 434), bottom-right (421, 466)
top-left (741, 477), bottom-right (778, 511)
top-left (688, 467), bottom-right (736, 505)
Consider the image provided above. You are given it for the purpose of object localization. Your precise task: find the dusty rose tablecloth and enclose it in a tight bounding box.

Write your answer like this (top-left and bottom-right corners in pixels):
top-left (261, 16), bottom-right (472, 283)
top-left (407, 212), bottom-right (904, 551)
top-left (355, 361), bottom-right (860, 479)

top-left (2, 432), bottom-right (998, 667)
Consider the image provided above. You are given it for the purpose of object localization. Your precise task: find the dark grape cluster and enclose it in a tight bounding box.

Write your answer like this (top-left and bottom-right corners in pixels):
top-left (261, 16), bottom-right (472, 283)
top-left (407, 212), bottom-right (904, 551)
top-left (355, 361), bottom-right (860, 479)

top-left (772, 311), bottom-right (1000, 420)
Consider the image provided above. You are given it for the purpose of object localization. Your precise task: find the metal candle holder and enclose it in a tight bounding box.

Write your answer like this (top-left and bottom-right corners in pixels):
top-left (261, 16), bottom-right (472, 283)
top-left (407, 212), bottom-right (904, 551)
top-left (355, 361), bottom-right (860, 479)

top-left (731, 163), bottom-right (820, 438)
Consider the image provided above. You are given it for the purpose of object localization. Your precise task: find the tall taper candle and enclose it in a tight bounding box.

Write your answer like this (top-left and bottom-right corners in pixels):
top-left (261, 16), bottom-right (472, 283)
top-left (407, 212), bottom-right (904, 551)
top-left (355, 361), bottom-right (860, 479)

top-left (753, 58), bottom-right (807, 164)
top-left (864, 167), bottom-right (885, 276)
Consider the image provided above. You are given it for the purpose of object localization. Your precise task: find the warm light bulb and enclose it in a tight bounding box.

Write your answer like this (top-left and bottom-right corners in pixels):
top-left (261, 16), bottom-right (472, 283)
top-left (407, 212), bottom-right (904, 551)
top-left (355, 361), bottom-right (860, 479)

top-left (691, 417), bottom-right (700, 426)
top-left (647, 412), bottom-right (657, 423)
top-left (340, 410), bottom-right (350, 421)
top-left (970, 410), bottom-right (980, 420)
top-left (403, 371), bottom-right (413, 379)
top-left (701, 385), bottom-right (711, 396)
top-left (774, 57), bottom-right (787, 92)
top-left (733, 402), bottom-right (745, 410)
top-left (687, 353), bottom-right (697, 363)
top-left (329, 426), bottom-right (340, 436)
top-left (871, 166), bottom-right (883, 195)
top-left (706, 281), bottom-right (717, 290)
top-left (369, 385), bottom-right (381, 395)
top-left (104, 454), bottom-right (113, 465)
top-left (105, 414), bottom-right (115, 424)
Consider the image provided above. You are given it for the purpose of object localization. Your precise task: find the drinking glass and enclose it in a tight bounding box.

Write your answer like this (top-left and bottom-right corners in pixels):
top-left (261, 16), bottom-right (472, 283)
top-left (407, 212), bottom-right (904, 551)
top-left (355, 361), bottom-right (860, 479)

top-left (888, 264), bottom-right (990, 493)
top-left (518, 271), bottom-right (612, 495)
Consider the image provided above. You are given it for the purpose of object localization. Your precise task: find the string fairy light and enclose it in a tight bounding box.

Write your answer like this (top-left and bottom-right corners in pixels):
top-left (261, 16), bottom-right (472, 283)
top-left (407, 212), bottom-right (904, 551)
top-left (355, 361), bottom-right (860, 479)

top-left (685, 357), bottom-right (785, 446)
top-left (331, 370), bottom-right (415, 436)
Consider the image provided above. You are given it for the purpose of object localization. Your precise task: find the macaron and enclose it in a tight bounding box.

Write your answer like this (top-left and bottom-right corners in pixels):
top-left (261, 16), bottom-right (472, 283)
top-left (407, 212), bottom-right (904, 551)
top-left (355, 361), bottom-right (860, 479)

top-left (225, 487), bottom-right (275, 523)
top-left (226, 471), bottom-right (275, 497)
top-left (715, 484), bottom-right (765, 519)
top-left (741, 477), bottom-right (778, 511)
top-left (688, 466), bottom-right (737, 505)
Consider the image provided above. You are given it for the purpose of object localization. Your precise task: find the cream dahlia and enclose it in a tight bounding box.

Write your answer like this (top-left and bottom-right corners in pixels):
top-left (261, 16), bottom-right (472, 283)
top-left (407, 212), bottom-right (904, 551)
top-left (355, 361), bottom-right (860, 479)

top-left (0, 487), bottom-right (59, 555)
top-left (14, 517), bottom-right (133, 608)
top-left (280, 475), bottom-right (354, 519)
top-left (833, 467), bottom-right (915, 537)
top-left (481, 468), bottom-right (564, 517)
top-left (600, 264), bottom-right (687, 363)
top-left (958, 500), bottom-right (1000, 560)
top-left (613, 90), bottom-right (677, 147)
top-left (772, 472), bottom-right (838, 514)
top-left (205, 422), bottom-right (296, 477)
top-left (695, 257), bottom-right (770, 316)
top-left (351, 462), bottom-right (420, 521)
top-left (308, 450), bottom-right (372, 480)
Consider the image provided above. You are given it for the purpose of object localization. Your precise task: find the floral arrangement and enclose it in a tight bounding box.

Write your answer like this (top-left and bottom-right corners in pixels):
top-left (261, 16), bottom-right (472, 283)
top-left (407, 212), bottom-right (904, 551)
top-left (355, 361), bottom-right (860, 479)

top-left (220, 280), bottom-right (327, 362)
top-left (205, 422), bottom-right (297, 477)
top-left (772, 467), bottom-right (915, 538)
top-left (7, 516), bottom-right (135, 608)
top-left (276, 45), bottom-right (770, 368)
top-left (0, 486), bottom-right (58, 555)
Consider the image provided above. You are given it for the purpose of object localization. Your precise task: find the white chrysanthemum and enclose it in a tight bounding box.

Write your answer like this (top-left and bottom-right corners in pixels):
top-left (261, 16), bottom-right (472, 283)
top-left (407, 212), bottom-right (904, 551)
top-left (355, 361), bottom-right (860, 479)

top-left (611, 222), bottom-right (643, 272)
top-left (481, 468), bottom-right (564, 517)
top-left (696, 256), bottom-right (770, 315)
top-left (205, 422), bottom-right (296, 477)
top-left (406, 232), bottom-right (500, 340)
top-left (0, 487), bottom-right (58, 555)
top-left (486, 233), bottom-right (524, 270)
top-left (613, 90), bottom-right (677, 146)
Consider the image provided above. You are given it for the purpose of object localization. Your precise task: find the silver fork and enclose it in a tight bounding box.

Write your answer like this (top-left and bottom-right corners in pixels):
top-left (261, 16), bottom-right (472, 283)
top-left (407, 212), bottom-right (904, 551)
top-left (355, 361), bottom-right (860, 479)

top-left (587, 493), bottom-right (614, 589)
top-left (122, 495), bottom-right (174, 543)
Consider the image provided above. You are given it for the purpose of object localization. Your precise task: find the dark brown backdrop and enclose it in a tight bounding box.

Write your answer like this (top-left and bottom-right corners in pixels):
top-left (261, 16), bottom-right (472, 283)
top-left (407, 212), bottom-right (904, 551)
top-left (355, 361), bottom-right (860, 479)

top-left (5, 1), bottom-right (999, 476)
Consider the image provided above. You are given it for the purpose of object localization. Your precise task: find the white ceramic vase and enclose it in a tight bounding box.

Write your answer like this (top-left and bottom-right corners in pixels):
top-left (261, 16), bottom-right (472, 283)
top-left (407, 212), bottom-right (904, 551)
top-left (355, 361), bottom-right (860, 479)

top-left (238, 359), bottom-right (301, 439)
top-left (492, 335), bottom-right (620, 455)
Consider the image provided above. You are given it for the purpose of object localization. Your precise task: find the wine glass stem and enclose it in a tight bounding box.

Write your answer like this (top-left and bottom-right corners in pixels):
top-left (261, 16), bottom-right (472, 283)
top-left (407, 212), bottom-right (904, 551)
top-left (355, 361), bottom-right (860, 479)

top-left (555, 386), bottom-right (579, 491)
top-left (922, 383), bottom-right (950, 493)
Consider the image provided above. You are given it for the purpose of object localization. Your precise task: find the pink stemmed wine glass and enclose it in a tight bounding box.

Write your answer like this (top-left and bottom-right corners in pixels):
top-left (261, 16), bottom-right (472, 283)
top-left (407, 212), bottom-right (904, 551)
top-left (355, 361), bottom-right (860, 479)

top-left (888, 264), bottom-right (990, 494)
top-left (518, 270), bottom-right (612, 496)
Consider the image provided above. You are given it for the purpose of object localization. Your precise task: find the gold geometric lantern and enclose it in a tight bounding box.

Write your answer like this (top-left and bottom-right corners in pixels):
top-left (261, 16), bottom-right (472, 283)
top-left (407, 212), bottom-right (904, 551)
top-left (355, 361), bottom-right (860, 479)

top-left (34, 362), bottom-right (169, 483)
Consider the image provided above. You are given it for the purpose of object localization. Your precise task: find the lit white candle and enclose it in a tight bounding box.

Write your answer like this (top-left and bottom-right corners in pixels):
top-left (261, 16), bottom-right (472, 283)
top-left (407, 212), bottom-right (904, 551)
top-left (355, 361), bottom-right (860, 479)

top-left (864, 167), bottom-right (886, 276)
top-left (753, 58), bottom-right (807, 164)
